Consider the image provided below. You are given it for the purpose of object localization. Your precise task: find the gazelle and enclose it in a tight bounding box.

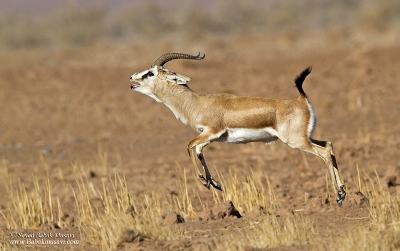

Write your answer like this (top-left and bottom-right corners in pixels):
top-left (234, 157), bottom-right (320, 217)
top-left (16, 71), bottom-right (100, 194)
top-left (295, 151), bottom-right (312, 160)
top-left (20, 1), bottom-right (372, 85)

top-left (130, 53), bottom-right (346, 206)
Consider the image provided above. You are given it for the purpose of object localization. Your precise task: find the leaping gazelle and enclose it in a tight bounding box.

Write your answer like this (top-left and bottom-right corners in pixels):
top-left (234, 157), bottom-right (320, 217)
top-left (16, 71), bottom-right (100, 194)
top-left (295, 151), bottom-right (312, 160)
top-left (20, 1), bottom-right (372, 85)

top-left (130, 53), bottom-right (346, 206)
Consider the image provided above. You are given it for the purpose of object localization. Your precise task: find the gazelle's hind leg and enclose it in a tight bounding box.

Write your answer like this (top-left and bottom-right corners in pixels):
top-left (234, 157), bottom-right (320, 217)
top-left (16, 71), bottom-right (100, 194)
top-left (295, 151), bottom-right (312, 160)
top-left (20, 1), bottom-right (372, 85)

top-left (289, 138), bottom-right (346, 206)
top-left (311, 139), bottom-right (345, 189)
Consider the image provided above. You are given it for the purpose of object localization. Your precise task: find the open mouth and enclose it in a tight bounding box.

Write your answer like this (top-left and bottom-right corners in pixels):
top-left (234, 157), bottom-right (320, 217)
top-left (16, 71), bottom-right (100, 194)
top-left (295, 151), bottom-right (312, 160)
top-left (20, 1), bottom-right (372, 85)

top-left (130, 83), bottom-right (140, 89)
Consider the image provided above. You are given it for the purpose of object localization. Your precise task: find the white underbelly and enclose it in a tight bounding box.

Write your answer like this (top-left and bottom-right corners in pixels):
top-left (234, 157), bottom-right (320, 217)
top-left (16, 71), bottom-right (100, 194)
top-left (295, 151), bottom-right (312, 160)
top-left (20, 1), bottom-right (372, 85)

top-left (217, 127), bottom-right (279, 144)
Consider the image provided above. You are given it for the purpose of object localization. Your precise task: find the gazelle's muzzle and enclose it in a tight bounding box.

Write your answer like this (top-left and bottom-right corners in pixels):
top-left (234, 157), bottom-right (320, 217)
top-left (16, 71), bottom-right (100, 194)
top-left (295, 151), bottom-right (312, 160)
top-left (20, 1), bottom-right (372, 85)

top-left (130, 74), bottom-right (141, 89)
top-left (130, 83), bottom-right (140, 89)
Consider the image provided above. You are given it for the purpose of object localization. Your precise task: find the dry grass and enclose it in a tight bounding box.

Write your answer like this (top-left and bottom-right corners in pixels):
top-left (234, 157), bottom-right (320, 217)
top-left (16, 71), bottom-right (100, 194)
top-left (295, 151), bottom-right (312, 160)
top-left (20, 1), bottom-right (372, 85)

top-left (213, 215), bottom-right (315, 250)
top-left (207, 167), bottom-right (315, 250)
top-left (326, 167), bottom-right (400, 250)
top-left (2, 175), bottom-right (61, 230)
top-left (212, 168), bottom-right (279, 214)
top-left (2, 158), bottom-right (400, 250)
top-left (1, 162), bottom-right (312, 250)
top-left (72, 165), bottom-right (190, 249)
top-left (1, 175), bottom-right (63, 251)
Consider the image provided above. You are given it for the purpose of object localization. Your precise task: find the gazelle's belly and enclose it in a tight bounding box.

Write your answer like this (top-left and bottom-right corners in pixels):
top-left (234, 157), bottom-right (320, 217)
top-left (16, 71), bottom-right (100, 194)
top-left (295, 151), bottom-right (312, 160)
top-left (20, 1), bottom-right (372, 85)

top-left (217, 127), bottom-right (279, 144)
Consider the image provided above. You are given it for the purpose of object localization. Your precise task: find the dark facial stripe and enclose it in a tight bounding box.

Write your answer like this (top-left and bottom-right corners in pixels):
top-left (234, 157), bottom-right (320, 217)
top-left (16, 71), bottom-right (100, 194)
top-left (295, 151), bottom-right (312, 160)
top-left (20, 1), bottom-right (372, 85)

top-left (141, 71), bottom-right (154, 80)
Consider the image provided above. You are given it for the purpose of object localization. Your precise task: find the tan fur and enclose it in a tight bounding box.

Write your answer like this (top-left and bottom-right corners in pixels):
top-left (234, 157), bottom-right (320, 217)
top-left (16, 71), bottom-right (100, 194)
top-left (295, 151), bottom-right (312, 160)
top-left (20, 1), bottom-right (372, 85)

top-left (130, 62), bottom-right (346, 206)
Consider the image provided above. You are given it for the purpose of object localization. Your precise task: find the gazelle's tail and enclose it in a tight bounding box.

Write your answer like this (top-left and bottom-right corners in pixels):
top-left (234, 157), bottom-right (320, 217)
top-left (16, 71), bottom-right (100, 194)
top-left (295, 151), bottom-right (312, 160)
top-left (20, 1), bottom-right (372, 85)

top-left (294, 66), bottom-right (312, 98)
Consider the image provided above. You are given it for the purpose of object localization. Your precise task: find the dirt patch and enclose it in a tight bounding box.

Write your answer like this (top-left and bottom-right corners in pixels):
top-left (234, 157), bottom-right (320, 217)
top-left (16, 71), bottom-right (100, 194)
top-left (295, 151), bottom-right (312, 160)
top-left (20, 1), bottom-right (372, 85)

top-left (0, 37), bottom-right (399, 250)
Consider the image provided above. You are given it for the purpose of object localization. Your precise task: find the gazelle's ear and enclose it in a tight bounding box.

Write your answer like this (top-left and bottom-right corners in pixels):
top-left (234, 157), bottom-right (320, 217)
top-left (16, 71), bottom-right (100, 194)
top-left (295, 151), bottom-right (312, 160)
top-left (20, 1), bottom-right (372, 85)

top-left (165, 73), bottom-right (192, 85)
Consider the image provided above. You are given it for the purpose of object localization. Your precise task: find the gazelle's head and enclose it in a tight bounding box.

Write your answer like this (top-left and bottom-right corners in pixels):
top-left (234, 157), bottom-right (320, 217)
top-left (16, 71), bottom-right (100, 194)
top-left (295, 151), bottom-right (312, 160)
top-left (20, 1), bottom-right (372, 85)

top-left (130, 53), bottom-right (205, 96)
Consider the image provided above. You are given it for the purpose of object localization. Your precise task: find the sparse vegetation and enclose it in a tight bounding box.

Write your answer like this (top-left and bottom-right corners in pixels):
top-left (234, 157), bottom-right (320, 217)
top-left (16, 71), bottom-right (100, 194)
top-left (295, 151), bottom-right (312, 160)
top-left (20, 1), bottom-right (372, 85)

top-left (2, 161), bottom-right (400, 250)
top-left (326, 169), bottom-right (400, 250)
top-left (3, 175), bottom-right (61, 229)
top-left (213, 168), bottom-right (279, 214)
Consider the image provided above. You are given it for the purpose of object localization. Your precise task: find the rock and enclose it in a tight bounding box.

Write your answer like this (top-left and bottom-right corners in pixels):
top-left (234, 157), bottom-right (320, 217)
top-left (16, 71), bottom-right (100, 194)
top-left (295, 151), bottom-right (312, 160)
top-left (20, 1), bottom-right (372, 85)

top-left (274, 207), bottom-right (293, 217)
top-left (385, 166), bottom-right (400, 188)
top-left (125, 205), bottom-right (136, 214)
top-left (197, 201), bottom-right (242, 221)
top-left (303, 197), bottom-right (324, 214)
top-left (41, 147), bottom-right (52, 155)
top-left (164, 212), bottom-right (185, 225)
top-left (354, 191), bottom-right (370, 206)
top-left (118, 229), bottom-right (148, 244)
top-left (40, 222), bottom-right (61, 230)
top-left (386, 176), bottom-right (398, 188)
top-left (12, 142), bottom-right (23, 149)
top-left (59, 213), bottom-right (75, 228)
top-left (246, 205), bottom-right (267, 219)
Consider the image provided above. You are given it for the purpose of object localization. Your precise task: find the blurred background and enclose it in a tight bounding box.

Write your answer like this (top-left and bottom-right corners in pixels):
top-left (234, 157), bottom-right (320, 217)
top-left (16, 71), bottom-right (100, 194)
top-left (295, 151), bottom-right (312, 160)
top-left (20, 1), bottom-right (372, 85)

top-left (1, 2), bottom-right (400, 250)
top-left (0, 0), bottom-right (399, 51)
top-left (0, 0), bottom-right (399, 153)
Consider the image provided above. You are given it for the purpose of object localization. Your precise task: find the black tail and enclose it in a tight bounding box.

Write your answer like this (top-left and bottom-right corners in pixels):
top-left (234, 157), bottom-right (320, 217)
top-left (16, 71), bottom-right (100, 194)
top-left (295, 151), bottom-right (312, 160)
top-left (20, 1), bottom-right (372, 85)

top-left (294, 66), bottom-right (312, 98)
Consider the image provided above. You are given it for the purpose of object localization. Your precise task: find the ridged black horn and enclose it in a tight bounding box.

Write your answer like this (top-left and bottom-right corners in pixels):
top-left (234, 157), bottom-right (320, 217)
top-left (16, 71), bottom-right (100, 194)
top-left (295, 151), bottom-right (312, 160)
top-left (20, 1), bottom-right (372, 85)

top-left (152, 52), bottom-right (205, 67)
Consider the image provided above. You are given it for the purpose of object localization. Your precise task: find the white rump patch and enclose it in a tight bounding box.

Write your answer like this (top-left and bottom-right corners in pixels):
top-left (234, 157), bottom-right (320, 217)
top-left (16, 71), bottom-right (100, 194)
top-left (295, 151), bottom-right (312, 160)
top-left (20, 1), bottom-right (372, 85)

top-left (217, 127), bottom-right (279, 144)
top-left (306, 100), bottom-right (316, 137)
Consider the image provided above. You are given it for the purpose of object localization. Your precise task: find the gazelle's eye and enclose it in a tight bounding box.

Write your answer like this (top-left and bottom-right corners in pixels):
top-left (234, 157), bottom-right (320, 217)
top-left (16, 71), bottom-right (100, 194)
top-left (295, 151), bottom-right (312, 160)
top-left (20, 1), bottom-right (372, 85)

top-left (142, 71), bottom-right (154, 80)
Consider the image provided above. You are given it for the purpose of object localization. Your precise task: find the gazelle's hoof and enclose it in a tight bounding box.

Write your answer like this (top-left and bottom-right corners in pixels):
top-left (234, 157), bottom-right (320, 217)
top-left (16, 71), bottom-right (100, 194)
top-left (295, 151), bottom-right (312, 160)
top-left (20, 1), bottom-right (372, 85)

top-left (204, 180), bottom-right (211, 190)
top-left (337, 189), bottom-right (346, 207)
top-left (212, 181), bottom-right (222, 191)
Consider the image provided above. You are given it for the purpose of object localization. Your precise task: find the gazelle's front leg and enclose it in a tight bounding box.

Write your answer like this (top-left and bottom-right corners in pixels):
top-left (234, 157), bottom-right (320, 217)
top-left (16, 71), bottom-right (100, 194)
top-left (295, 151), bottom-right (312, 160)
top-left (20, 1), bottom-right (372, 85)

top-left (187, 143), bottom-right (208, 186)
top-left (197, 150), bottom-right (222, 191)
top-left (187, 131), bottom-right (223, 190)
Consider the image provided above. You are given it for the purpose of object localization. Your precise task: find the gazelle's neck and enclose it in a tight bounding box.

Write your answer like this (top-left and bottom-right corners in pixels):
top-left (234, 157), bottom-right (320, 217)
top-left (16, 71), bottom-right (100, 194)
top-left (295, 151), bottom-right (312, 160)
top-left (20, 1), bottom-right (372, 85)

top-left (153, 83), bottom-right (198, 125)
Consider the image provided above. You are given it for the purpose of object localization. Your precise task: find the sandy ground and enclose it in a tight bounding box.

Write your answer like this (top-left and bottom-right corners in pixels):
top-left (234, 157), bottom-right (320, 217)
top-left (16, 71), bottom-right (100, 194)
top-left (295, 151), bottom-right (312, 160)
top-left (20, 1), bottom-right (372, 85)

top-left (0, 35), bottom-right (399, 250)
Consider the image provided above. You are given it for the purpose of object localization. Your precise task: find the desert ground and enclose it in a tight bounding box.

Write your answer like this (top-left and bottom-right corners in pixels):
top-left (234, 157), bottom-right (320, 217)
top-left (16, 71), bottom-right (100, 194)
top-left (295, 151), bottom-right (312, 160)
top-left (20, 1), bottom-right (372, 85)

top-left (1, 2), bottom-right (400, 250)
